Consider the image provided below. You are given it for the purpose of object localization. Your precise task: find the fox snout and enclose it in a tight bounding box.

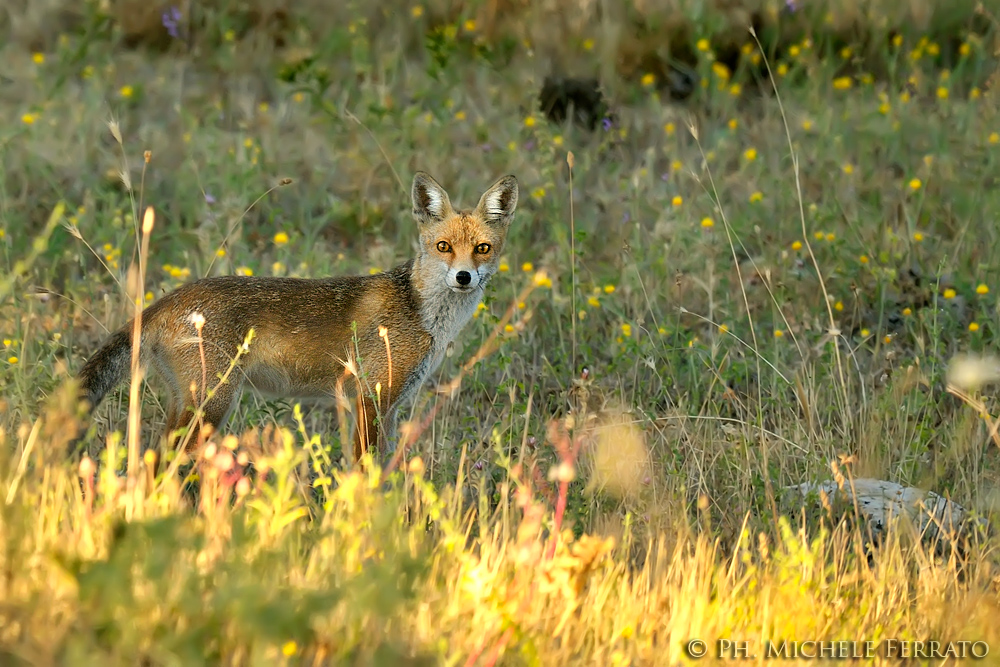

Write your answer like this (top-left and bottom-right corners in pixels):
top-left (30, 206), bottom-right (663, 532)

top-left (447, 265), bottom-right (485, 292)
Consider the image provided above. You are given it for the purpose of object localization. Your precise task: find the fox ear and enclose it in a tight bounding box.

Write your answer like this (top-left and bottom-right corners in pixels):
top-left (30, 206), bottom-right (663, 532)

top-left (475, 175), bottom-right (518, 226)
top-left (412, 172), bottom-right (455, 225)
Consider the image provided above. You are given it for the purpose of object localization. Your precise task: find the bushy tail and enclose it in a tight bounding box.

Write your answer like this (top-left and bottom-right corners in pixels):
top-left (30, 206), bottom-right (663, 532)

top-left (78, 328), bottom-right (134, 412)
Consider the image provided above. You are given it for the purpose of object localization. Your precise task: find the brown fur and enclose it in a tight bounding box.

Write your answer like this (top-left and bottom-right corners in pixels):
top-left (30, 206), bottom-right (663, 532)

top-left (76, 172), bottom-right (519, 463)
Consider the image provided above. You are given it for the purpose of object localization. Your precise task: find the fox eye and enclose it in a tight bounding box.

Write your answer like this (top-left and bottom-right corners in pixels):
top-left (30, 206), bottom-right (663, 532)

top-left (475, 243), bottom-right (491, 254)
top-left (436, 241), bottom-right (452, 253)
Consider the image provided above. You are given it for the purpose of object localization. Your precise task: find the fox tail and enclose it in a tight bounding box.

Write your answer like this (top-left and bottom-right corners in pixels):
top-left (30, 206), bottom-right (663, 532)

top-left (78, 327), bottom-right (134, 413)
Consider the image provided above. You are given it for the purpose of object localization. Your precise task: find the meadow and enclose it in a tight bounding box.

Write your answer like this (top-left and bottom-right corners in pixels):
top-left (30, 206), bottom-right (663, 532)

top-left (2, 0), bottom-right (1000, 664)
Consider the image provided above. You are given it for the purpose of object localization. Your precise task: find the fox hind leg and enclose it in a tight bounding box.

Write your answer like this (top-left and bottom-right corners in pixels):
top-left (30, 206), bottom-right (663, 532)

top-left (163, 368), bottom-right (244, 455)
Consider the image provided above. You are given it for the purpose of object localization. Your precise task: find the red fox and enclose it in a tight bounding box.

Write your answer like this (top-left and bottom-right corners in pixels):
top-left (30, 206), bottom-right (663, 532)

top-left (77, 172), bottom-right (519, 462)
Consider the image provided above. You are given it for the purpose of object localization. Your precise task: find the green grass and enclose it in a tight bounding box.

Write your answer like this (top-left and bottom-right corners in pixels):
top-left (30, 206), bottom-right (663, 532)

top-left (3, 0), bottom-right (1000, 664)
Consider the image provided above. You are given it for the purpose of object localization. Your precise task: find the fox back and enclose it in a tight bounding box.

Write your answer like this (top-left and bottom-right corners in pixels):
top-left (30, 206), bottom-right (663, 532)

top-left (76, 171), bottom-right (519, 462)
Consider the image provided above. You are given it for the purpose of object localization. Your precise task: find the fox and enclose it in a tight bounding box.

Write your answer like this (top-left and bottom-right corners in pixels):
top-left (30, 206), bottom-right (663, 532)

top-left (76, 171), bottom-right (519, 463)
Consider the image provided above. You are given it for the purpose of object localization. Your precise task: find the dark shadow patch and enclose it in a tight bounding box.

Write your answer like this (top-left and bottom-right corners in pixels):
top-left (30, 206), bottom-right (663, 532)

top-left (539, 76), bottom-right (611, 130)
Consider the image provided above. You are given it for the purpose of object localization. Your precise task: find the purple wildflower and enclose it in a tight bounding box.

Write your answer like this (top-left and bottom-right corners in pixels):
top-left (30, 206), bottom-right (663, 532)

top-left (601, 117), bottom-right (612, 131)
top-left (204, 192), bottom-right (216, 205)
top-left (162, 7), bottom-right (182, 39)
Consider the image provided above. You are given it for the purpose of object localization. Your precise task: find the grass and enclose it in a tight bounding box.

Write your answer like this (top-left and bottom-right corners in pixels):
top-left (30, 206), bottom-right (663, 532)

top-left (3, 0), bottom-right (1000, 663)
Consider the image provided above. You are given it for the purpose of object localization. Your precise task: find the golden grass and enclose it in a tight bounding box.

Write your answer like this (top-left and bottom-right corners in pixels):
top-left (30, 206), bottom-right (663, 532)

top-left (2, 400), bottom-right (999, 664)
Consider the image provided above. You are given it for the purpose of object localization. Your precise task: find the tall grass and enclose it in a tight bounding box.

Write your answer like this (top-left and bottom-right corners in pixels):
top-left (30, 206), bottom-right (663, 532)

top-left (4, 387), bottom-right (998, 664)
top-left (2, 0), bottom-right (1000, 664)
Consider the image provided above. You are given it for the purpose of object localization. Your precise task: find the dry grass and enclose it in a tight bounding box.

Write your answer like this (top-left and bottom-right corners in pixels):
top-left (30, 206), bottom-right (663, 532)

top-left (2, 0), bottom-right (1000, 664)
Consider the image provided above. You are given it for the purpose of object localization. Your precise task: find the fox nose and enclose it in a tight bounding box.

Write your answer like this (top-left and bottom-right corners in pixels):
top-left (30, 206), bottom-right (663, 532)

top-left (456, 271), bottom-right (472, 286)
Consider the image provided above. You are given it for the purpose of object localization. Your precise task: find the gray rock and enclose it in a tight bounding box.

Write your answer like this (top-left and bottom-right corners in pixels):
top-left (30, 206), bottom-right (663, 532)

top-left (790, 477), bottom-right (988, 544)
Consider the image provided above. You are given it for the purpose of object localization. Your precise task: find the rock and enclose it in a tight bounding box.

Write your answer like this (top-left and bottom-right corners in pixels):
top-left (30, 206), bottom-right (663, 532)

top-left (789, 477), bottom-right (988, 545)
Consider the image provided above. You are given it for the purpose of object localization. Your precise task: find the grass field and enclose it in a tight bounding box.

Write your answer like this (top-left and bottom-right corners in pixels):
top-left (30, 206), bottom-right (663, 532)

top-left (4, 0), bottom-right (1000, 664)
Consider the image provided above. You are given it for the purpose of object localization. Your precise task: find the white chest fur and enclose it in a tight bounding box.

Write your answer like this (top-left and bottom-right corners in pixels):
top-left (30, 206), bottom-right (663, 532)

top-left (419, 284), bottom-right (482, 370)
top-left (383, 284), bottom-right (482, 453)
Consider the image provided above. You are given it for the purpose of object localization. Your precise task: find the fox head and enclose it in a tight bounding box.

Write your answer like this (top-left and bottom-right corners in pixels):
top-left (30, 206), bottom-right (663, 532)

top-left (411, 172), bottom-right (519, 294)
